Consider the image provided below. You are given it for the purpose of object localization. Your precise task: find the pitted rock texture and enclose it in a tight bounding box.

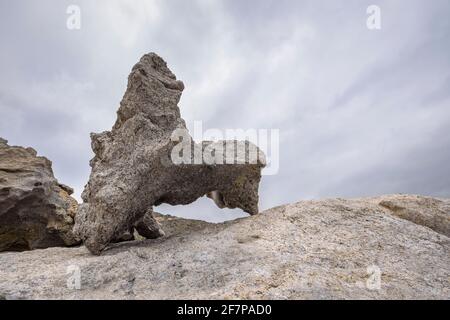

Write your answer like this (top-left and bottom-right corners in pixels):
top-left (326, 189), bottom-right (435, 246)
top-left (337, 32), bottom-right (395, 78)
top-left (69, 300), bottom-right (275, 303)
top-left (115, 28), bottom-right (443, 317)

top-left (74, 53), bottom-right (265, 255)
top-left (0, 195), bottom-right (449, 299)
top-left (0, 138), bottom-right (79, 251)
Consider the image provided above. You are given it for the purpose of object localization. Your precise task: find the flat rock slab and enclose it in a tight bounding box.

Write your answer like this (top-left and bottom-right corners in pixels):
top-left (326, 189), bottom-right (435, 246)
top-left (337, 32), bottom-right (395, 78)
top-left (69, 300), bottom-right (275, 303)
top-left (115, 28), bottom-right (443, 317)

top-left (1, 195), bottom-right (449, 299)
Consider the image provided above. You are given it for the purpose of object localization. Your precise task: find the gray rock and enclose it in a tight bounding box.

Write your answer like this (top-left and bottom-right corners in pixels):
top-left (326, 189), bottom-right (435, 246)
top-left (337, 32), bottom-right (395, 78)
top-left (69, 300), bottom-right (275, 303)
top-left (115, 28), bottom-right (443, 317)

top-left (74, 53), bottom-right (265, 255)
top-left (377, 194), bottom-right (450, 237)
top-left (0, 195), bottom-right (449, 299)
top-left (0, 138), bottom-right (79, 252)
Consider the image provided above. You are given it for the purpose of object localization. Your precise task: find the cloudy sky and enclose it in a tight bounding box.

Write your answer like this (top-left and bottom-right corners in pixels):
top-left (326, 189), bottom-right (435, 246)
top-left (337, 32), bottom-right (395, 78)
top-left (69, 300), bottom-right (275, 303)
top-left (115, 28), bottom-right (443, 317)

top-left (1, 0), bottom-right (449, 222)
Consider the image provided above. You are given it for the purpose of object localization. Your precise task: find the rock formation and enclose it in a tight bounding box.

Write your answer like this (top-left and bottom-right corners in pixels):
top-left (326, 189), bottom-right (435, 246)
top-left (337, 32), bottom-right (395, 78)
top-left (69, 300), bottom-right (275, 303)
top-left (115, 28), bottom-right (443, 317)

top-left (0, 138), bottom-right (79, 251)
top-left (1, 195), bottom-right (449, 299)
top-left (377, 194), bottom-right (450, 237)
top-left (74, 53), bottom-right (265, 255)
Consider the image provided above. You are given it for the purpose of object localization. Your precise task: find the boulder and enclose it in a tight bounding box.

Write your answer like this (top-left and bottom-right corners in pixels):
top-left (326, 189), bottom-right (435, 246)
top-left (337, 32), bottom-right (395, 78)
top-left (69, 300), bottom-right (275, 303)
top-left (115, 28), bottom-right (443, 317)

top-left (0, 138), bottom-right (79, 251)
top-left (74, 53), bottom-right (265, 255)
top-left (377, 194), bottom-right (450, 237)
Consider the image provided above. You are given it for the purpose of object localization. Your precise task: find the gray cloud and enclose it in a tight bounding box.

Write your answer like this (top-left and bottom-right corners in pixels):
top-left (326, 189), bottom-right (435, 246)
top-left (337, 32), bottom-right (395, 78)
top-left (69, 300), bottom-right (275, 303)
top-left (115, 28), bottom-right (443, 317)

top-left (1, 0), bottom-right (449, 222)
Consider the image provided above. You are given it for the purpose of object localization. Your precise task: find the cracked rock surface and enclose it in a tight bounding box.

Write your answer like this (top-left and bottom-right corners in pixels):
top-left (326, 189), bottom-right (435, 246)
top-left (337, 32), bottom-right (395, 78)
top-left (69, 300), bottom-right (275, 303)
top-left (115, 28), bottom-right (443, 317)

top-left (0, 138), bottom-right (79, 251)
top-left (74, 53), bottom-right (265, 255)
top-left (0, 195), bottom-right (449, 299)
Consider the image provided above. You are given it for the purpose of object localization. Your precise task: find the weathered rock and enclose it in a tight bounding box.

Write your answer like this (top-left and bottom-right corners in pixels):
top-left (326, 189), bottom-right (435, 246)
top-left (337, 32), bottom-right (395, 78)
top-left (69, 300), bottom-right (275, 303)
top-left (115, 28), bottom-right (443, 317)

top-left (0, 138), bottom-right (79, 252)
top-left (0, 195), bottom-right (449, 299)
top-left (74, 53), bottom-right (265, 255)
top-left (112, 209), bottom-right (165, 243)
top-left (377, 194), bottom-right (450, 237)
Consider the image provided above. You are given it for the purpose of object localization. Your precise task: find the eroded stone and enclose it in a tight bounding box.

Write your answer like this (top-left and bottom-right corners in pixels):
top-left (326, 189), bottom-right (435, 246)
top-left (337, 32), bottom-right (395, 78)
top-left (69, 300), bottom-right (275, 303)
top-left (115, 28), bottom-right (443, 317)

top-left (74, 53), bottom-right (265, 254)
top-left (0, 138), bottom-right (80, 251)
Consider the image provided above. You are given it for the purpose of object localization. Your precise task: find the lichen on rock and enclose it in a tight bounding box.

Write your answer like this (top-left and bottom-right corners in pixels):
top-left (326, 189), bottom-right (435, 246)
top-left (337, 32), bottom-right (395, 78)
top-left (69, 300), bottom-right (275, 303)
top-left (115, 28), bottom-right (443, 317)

top-left (74, 53), bottom-right (266, 255)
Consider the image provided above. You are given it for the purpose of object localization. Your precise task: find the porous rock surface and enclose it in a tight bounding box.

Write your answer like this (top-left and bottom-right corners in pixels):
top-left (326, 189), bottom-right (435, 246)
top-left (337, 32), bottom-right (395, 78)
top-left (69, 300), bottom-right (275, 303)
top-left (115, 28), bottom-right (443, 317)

top-left (0, 138), bottom-right (79, 251)
top-left (1, 195), bottom-right (449, 299)
top-left (74, 53), bottom-right (265, 255)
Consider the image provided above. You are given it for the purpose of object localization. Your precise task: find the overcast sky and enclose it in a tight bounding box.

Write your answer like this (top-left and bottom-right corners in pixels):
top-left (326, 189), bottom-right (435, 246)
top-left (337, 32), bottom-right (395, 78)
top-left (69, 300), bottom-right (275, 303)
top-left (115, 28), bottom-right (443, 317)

top-left (1, 0), bottom-right (449, 222)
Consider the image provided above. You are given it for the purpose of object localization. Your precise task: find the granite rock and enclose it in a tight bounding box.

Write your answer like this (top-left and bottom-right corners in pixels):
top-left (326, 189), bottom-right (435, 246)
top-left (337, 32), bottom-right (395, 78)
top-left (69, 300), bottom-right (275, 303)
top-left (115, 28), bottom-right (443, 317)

top-left (1, 195), bottom-right (449, 299)
top-left (74, 53), bottom-right (265, 255)
top-left (0, 138), bottom-right (79, 251)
